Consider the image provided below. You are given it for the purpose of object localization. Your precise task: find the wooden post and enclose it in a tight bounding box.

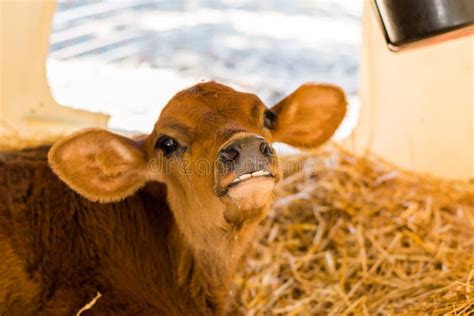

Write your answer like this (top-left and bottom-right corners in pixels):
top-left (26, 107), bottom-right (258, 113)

top-left (349, 1), bottom-right (474, 180)
top-left (0, 0), bottom-right (108, 137)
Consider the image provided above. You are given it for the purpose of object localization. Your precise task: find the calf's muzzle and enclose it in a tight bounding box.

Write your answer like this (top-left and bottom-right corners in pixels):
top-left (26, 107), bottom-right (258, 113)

top-left (218, 136), bottom-right (275, 176)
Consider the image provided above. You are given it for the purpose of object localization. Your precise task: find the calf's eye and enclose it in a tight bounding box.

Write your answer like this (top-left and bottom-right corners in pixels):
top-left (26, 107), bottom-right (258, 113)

top-left (263, 110), bottom-right (277, 130)
top-left (156, 136), bottom-right (179, 156)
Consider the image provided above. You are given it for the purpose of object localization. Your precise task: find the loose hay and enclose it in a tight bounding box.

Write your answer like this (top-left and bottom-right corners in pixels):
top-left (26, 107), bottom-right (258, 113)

top-left (232, 144), bottom-right (474, 315)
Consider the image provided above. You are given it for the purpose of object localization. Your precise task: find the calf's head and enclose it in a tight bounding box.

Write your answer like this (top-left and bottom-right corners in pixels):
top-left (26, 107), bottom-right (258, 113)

top-left (49, 82), bottom-right (346, 234)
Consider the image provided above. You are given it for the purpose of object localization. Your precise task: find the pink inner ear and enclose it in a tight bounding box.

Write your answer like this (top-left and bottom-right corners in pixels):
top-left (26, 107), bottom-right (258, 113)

top-left (94, 140), bottom-right (142, 177)
top-left (48, 128), bottom-right (150, 203)
top-left (270, 84), bottom-right (347, 149)
top-left (285, 100), bottom-right (299, 121)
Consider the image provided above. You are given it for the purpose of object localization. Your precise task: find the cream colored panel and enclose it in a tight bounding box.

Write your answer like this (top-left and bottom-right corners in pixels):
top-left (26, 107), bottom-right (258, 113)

top-left (350, 1), bottom-right (474, 179)
top-left (0, 0), bottom-right (108, 137)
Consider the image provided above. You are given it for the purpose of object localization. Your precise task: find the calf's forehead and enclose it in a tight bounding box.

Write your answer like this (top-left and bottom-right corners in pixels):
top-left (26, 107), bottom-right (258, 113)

top-left (156, 83), bottom-right (264, 133)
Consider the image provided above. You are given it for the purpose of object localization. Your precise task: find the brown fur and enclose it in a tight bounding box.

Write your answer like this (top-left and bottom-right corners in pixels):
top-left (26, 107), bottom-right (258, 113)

top-left (0, 82), bottom-right (346, 315)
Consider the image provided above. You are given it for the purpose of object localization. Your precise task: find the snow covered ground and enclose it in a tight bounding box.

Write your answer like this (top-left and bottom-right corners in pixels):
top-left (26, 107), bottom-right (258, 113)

top-left (47, 0), bottom-right (363, 140)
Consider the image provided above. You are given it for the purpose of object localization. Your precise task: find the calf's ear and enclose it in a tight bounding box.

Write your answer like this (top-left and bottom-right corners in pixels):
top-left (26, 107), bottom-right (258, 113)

top-left (270, 83), bottom-right (347, 149)
top-left (48, 129), bottom-right (151, 203)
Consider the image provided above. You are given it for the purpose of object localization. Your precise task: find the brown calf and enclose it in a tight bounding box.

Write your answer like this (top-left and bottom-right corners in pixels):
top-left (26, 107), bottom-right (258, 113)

top-left (0, 82), bottom-right (346, 315)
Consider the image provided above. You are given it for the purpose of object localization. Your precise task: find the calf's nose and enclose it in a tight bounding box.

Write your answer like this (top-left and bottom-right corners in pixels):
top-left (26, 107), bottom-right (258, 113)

top-left (219, 136), bottom-right (275, 172)
top-left (219, 147), bottom-right (240, 163)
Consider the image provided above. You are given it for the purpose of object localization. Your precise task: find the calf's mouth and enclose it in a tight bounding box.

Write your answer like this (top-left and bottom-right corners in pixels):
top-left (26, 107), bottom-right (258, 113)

top-left (216, 165), bottom-right (278, 212)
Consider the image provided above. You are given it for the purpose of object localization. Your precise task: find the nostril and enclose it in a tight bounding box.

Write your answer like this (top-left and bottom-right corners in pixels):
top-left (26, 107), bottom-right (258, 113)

top-left (259, 141), bottom-right (273, 157)
top-left (220, 147), bottom-right (240, 162)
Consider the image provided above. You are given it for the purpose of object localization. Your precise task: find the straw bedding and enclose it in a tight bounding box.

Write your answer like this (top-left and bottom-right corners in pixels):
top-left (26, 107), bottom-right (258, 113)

top-left (231, 144), bottom-right (473, 315)
top-left (1, 135), bottom-right (472, 315)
